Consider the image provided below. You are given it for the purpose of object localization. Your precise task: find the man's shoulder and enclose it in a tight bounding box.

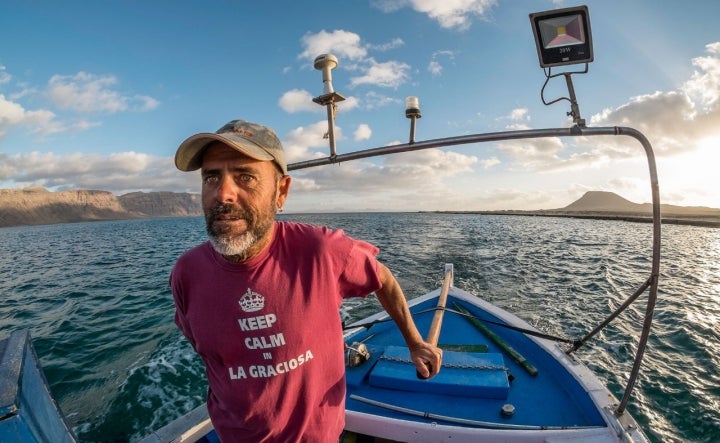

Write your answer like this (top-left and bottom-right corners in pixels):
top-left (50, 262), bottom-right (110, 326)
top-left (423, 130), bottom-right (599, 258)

top-left (277, 221), bottom-right (334, 237)
top-left (275, 221), bottom-right (349, 247)
top-left (176, 241), bottom-right (212, 262)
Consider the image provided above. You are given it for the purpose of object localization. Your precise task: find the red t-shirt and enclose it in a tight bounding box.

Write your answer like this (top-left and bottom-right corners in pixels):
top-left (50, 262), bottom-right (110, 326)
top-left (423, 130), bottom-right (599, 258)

top-left (171, 221), bottom-right (382, 442)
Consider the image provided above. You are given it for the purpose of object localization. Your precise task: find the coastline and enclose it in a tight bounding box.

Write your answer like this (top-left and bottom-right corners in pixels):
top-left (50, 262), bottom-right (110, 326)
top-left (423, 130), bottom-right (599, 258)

top-left (426, 210), bottom-right (720, 229)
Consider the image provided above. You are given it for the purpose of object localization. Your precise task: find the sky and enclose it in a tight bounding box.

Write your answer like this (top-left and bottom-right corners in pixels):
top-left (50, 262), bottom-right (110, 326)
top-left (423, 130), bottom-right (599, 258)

top-left (1, 0), bottom-right (719, 213)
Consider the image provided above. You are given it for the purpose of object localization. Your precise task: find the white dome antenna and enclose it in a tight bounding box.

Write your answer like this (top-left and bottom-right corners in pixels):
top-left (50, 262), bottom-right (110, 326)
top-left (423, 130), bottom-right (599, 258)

top-left (312, 54), bottom-right (345, 157)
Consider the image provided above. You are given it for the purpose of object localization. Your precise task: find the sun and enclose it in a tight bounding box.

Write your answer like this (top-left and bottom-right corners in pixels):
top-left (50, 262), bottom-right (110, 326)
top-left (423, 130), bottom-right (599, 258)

top-left (658, 136), bottom-right (720, 208)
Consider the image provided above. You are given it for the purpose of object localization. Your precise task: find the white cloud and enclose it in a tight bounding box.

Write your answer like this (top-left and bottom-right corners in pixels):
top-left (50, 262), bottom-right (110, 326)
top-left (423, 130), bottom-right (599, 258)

top-left (135, 95), bottom-right (160, 111)
top-left (496, 136), bottom-right (566, 171)
top-left (278, 89), bottom-right (320, 113)
top-left (46, 72), bottom-right (159, 113)
top-left (589, 47), bottom-right (720, 158)
top-left (354, 124), bottom-right (372, 141)
top-left (369, 0), bottom-right (406, 14)
top-left (285, 147), bottom-right (479, 211)
top-left (9, 87), bottom-right (38, 101)
top-left (0, 150), bottom-right (197, 194)
top-left (0, 92), bottom-right (104, 139)
top-left (682, 42), bottom-right (720, 113)
top-left (0, 68), bottom-right (159, 142)
top-left (369, 38), bottom-right (405, 52)
top-left (428, 61), bottom-right (443, 76)
top-left (0, 66), bottom-right (11, 84)
top-left (33, 118), bottom-right (101, 136)
top-left (481, 156), bottom-right (500, 169)
top-left (299, 30), bottom-right (412, 90)
top-left (349, 59), bottom-right (410, 88)
top-left (282, 120), bottom-right (341, 162)
top-left (278, 89), bottom-right (360, 115)
top-left (336, 95), bottom-right (360, 113)
top-left (507, 108), bottom-right (529, 121)
top-left (372, 0), bottom-right (497, 30)
top-left (47, 72), bottom-right (125, 113)
top-left (589, 42), bottom-right (720, 154)
top-left (299, 30), bottom-right (367, 63)
top-left (362, 91), bottom-right (402, 110)
top-left (0, 94), bottom-right (56, 138)
top-left (428, 50), bottom-right (456, 76)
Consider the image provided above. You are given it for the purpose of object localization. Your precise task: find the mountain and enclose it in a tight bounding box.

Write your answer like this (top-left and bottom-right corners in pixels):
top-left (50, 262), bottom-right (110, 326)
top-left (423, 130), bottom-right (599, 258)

top-left (0, 188), bottom-right (202, 228)
top-left (559, 191), bottom-right (642, 212)
top-left (556, 191), bottom-right (720, 218)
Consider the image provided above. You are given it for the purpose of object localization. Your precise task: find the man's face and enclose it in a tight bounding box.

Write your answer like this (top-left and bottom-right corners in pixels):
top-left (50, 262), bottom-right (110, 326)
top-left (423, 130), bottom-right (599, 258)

top-left (200, 142), bottom-right (290, 261)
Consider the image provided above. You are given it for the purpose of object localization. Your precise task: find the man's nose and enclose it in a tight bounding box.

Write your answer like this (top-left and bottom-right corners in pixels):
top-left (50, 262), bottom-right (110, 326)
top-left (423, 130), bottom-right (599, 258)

top-left (216, 176), bottom-right (238, 203)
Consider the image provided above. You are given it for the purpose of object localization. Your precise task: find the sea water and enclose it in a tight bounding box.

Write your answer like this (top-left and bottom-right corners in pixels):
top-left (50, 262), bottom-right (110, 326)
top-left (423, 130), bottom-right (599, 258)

top-left (0, 213), bottom-right (718, 443)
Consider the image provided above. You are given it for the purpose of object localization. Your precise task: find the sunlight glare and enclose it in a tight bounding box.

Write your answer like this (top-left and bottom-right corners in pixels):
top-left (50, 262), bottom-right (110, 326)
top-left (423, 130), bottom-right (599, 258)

top-left (659, 136), bottom-right (720, 207)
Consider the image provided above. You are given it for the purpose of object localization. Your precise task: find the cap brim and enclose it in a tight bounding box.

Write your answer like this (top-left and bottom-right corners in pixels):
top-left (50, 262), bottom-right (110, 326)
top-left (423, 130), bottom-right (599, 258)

top-left (175, 133), bottom-right (275, 171)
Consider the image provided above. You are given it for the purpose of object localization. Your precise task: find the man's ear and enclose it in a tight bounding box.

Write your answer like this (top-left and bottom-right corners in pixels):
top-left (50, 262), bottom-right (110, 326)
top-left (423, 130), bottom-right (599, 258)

top-left (276, 175), bottom-right (292, 209)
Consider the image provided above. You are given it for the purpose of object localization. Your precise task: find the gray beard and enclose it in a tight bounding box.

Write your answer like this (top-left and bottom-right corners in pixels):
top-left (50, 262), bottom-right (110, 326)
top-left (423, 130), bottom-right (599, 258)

top-left (208, 231), bottom-right (257, 258)
top-left (204, 201), bottom-right (276, 262)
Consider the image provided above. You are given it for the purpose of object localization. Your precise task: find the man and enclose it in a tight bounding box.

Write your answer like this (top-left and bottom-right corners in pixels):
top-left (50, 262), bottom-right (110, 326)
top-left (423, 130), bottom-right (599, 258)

top-left (170, 119), bottom-right (442, 442)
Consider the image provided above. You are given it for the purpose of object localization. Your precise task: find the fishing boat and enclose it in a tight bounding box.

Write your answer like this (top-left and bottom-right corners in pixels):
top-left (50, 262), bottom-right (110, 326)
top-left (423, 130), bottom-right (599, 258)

top-left (0, 6), bottom-right (659, 443)
top-left (341, 263), bottom-right (651, 442)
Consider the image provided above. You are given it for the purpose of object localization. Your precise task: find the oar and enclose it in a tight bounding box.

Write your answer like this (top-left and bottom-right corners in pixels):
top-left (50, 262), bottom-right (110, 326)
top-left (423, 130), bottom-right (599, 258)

top-left (417, 268), bottom-right (452, 379)
top-left (426, 270), bottom-right (452, 345)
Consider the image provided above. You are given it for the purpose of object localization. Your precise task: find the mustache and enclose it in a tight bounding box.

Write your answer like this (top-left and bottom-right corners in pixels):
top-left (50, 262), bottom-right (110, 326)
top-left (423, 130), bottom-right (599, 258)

top-left (206, 203), bottom-right (253, 221)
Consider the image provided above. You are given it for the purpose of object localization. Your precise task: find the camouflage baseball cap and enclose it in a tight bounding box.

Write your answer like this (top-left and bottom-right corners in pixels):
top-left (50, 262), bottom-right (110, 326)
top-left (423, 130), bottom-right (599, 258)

top-left (175, 119), bottom-right (287, 175)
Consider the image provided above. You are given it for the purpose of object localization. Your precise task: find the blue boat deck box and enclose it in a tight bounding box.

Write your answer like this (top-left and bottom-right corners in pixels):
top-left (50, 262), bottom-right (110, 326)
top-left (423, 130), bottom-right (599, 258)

top-left (369, 345), bottom-right (510, 399)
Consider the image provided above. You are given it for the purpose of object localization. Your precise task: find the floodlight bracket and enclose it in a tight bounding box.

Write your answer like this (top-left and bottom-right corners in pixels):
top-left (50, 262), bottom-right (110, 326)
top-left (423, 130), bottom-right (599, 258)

top-left (540, 66), bottom-right (588, 127)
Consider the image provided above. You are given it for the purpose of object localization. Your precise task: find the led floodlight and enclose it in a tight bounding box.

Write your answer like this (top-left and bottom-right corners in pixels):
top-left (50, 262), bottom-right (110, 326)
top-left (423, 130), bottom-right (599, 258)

top-left (530, 5), bottom-right (593, 68)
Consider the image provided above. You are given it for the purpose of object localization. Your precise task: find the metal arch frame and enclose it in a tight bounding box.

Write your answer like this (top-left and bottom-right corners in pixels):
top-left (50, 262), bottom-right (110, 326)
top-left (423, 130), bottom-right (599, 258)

top-left (287, 125), bottom-right (661, 416)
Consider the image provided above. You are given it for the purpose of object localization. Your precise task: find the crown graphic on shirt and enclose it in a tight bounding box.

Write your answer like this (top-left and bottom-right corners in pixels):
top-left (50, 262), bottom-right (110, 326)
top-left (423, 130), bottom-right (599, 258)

top-left (239, 288), bottom-right (265, 313)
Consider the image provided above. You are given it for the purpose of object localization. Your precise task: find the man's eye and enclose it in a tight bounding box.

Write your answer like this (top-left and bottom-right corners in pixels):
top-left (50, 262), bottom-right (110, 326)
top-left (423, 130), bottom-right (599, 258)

top-left (237, 174), bottom-right (254, 183)
top-left (203, 175), bottom-right (219, 185)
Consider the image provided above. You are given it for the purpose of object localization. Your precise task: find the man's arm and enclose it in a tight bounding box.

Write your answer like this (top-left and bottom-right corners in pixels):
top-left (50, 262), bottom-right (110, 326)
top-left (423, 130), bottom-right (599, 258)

top-left (374, 262), bottom-right (443, 378)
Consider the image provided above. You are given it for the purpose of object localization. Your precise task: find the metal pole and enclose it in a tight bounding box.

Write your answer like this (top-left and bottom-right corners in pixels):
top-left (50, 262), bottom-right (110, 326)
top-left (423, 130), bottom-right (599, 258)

top-left (325, 103), bottom-right (337, 157)
top-left (409, 116), bottom-right (417, 144)
top-left (564, 73), bottom-right (585, 127)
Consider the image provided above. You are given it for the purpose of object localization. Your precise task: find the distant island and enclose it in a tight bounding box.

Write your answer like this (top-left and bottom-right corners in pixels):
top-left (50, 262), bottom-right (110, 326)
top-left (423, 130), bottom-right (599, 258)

top-left (0, 187), bottom-right (202, 228)
top-left (433, 191), bottom-right (720, 228)
top-left (1, 188), bottom-right (719, 228)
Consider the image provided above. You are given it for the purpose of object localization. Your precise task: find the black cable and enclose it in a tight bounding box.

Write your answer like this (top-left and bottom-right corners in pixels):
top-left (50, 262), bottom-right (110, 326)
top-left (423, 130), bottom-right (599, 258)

top-left (344, 306), bottom-right (579, 346)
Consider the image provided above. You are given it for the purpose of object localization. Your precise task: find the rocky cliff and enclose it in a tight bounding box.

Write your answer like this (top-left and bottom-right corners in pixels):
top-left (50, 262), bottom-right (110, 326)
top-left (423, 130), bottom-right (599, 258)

top-left (118, 192), bottom-right (202, 217)
top-left (0, 187), bottom-right (202, 228)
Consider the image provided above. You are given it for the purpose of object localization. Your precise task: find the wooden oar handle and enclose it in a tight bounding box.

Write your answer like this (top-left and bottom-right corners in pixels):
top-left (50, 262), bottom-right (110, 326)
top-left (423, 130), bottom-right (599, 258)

top-left (416, 268), bottom-right (453, 379)
top-left (425, 272), bottom-right (452, 345)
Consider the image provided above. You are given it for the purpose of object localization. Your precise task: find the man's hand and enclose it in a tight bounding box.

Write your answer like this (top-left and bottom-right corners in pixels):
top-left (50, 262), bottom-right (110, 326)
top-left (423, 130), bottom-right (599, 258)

top-left (374, 262), bottom-right (443, 379)
top-left (409, 341), bottom-right (443, 379)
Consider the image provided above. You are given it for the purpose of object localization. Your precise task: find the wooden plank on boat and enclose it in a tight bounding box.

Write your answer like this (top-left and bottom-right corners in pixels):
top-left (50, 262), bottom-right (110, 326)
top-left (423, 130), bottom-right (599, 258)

top-left (368, 345), bottom-right (509, 399)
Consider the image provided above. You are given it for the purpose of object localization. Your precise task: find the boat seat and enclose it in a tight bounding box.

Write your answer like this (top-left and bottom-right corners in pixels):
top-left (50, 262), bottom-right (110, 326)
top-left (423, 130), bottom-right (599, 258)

top-left (369, 345), bottom-right (510, 399)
